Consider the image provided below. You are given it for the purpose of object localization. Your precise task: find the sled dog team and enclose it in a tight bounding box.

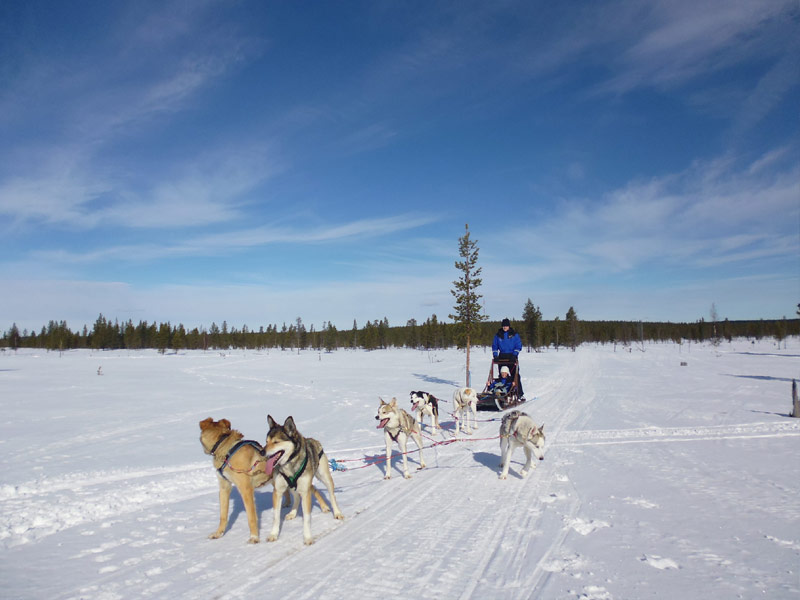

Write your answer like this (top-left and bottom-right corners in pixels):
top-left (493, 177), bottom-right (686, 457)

top-left (199, 387), bottom-right (545, 545)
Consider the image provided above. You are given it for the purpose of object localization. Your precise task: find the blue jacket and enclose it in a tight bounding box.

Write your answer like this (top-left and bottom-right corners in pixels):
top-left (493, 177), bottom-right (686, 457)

top-left (490, 375), bottom-right (512, 392)
top-left (492, 328), bottom-right (522, 357)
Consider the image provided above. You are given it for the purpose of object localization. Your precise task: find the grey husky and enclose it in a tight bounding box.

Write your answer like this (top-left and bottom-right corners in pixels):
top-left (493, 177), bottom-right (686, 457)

top-left (499, 410), bottom-right (545, 479)
top-left (264, 415), bottom-right (344, 545)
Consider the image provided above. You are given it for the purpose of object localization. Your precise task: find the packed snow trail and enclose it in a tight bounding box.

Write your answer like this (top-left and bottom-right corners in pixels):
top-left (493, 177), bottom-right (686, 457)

top-left (188, 348), bottom-right (606, 599)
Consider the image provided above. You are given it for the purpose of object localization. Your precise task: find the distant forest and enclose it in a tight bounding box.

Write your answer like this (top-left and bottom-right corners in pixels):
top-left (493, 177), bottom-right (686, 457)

top-left (2, 311), bottom-right (798, 352)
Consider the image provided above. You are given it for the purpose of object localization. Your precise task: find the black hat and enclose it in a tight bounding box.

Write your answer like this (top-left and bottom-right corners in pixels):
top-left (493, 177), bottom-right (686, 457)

top-left (502, 318), bottom-right (511, 327)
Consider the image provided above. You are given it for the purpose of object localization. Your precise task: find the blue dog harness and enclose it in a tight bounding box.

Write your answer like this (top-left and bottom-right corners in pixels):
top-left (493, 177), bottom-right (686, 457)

top-left (217, 439), bottom-right (265, 481)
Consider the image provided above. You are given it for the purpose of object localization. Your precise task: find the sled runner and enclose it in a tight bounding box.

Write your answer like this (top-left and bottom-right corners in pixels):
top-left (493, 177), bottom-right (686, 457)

top-left (476, 357), bottom-right (527, 411)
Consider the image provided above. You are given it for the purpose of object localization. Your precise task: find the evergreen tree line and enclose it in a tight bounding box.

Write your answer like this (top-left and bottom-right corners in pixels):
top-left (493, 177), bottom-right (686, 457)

top-left (2, 307), bottom-right (798, 352)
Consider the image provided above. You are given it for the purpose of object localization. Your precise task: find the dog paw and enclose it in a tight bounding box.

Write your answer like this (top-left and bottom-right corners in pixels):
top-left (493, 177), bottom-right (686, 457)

top-left (248, 536), bottom-right (259, 544)
top-left (267, 534), bottom-right (278, 542)
top-left (499, 474), bottom-right (507, 480)
top-left (520, 470), bottom-right (529, 478)
top-left (285, 511), bottom-right (297, 521)
top-left (304, 538), bottom-right (314, 546)
top-left (404, 472), bottom-right (412, 479)
top-left (384, 474), bottom-right (391, 480)
top-left (208, 531), bottom-right (224, 540)
top-left (334, 512), bottom-right (345, 520)
top-left (320, 505), bottom-right (331, 513)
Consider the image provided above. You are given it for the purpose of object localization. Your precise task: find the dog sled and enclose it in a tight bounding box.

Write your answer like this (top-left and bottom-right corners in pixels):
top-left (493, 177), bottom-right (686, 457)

top-left (476, 356), bottom-right (527, 411)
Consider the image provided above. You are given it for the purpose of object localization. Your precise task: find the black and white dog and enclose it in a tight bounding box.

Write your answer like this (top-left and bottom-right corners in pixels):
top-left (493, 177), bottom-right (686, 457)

top-left (409, 391), bottom-right (441, 431)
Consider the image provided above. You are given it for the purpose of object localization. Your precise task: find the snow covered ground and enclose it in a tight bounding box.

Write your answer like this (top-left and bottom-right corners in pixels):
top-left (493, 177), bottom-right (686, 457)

top-left (0, 339), bottom-right (798, 599)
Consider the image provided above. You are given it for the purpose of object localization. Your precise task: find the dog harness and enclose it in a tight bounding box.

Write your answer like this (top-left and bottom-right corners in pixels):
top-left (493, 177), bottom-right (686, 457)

top-left (216, 438), bottom-right (265, 481)
top-left (386, 424), bottom-right (421, 442)
top-left (278, 443), bottom-right (325, 489)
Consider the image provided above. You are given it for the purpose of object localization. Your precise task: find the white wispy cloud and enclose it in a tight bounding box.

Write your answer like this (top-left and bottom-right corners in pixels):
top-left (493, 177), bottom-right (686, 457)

top-left (489, 149), bottom-right (799, 279)
top-left (28, 213), bottom-right (441, 264)
top-left (0, 2), bottom-right (266, 233)
top-left (593, 0), bottom-right (795, 95)
top-left (0, 141), bottom-right (280, 231)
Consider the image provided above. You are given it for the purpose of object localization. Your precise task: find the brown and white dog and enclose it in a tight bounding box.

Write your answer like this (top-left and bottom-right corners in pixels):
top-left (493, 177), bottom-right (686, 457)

top-left (375, 398), bottom-right (426, 479)
top-left (452, 387), bottom-right (478, 435)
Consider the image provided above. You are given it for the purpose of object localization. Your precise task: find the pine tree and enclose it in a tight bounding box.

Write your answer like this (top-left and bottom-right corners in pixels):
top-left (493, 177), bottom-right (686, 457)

top-left (522, 299), bottom-right (542, 352)
top-left (172, 324), bottom-right (187, 350)
top-left (209, 322), bottom-right (221, 349)
top-left (6, 323), bottom-right (20, 350)
top-left (406, 318), bottom-right (419, 349)
top-left (324, 322), bottom-right (338, 352)
top-left (566, 306), bottom-right (579, 351)
top-left (295, 317), bottom-right (306, 352)
top-left (156, 322), bottom-right (171, 354)
top-left (449, 224), bottom-right (488, 386)
top-left (553, 316), bottom-right (561, 351)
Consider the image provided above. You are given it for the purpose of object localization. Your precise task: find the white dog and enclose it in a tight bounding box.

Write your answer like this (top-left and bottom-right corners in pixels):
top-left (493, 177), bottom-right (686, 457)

top-left (375, 398), bottom-right (426, 479)
top-left (410, 391), bottom-right (440, 431)
top-left (499, 411), bottom-right (545, 480)
top-left (452, 387), bottom-right (478, 435)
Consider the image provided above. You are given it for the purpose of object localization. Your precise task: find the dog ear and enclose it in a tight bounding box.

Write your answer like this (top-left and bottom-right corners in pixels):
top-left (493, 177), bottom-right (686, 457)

top-left (379, 398), bottom-right (386, 406)
top-left (284, 416), bottom-right (297, 436)
top-left (267, 415), bottom-right (278, 430)
top-left (390, 398), bottom-right (397, 407)
top-left (540, 424), bottom-right (544, 432)
top-left (199, 417), bottom-right (214, 430)
top-left (220, 419), bottom-right (231, 431)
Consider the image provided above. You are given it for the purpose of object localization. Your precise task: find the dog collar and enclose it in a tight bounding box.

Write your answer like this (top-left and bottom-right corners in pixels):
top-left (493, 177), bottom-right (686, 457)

top-left (209, 432), bottom-right (231, 456)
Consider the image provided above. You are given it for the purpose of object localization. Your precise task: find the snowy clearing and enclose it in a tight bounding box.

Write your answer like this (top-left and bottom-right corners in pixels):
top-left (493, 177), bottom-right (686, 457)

top-left (0, 339), bottom-right (798, 599)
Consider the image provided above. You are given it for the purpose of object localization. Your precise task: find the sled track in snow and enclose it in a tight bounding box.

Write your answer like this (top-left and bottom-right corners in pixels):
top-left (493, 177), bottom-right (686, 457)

top-left (553, 421), bottom-right (800, 447)
top-left (513, 347), bottom-right (599, 597)
top-left (207, 393), bottom-right (596, 600)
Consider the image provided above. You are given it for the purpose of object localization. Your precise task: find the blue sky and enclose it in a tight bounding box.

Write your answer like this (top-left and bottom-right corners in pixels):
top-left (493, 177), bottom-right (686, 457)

top-left (1, 0), bottom-right (798, 334)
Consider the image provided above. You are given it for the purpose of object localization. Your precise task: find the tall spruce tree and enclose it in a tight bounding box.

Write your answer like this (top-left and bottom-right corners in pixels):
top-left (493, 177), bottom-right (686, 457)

top-left (522, 299), bottom-right (542, 351)
top-left (566, 306), bottom-right (579, 351)
top-left (449, 224), bottom-right (488, 386)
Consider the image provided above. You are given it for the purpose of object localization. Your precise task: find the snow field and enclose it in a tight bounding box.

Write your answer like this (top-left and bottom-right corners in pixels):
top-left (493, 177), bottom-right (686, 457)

top-left (0, 341), bottom-right (798, 599)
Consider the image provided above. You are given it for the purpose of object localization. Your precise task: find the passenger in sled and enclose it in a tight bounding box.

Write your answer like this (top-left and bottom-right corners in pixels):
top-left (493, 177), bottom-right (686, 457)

top-left (489, 365), bottom-right (514, 394)
top-left (485, 359), bottom-right (524, 406)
